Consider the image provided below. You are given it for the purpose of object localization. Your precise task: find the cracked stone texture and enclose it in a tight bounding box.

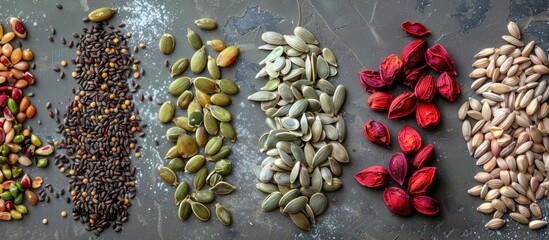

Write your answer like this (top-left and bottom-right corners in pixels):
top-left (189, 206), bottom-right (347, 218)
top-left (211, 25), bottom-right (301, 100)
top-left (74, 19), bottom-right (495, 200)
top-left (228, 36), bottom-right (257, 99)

top-left (0, 0), bottom-right (548, 239)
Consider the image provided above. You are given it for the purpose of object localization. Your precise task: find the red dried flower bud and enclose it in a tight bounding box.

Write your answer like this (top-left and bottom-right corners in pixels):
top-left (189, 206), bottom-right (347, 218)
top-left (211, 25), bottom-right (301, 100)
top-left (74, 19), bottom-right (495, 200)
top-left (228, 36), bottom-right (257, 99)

top-left (355, 166), bottom-right (390, 188)
top-left (379, 54), bottom-right (403, 87)
top-left (436, 72), bottom-right (460, 102)
top-left (388, 152), bottom-right (408, 185)
top-left (425, 44), bottom-right (456, 75)
top-left (416, 102), bottom-right (441, 129)
top-left (388, 92), bottom-right (417, 119)
top-left (359, 69), bottom-right (386, 93)
top-left (363, 120), bottom-right (391, 146)
top-left (383, 186), bottom-right (413, 216)
top-left (412, 196), bottom-right (440, 215)
top-left (414, 75), bottom-right (436, 102)
top-left (403, 65), bottom-right (428, 89)
top-left (413, 144), bottom-right (435, 169)
top-left (408, 167), bottom-right (436, 196)
top-left (401, 21), bottom-right (430, 37)
top-left (367, 92), bottom-right (393, 111)
top-left (401, 39), bottom-right (426, 68)
top-left (398, 125), bottom-right (422, 154)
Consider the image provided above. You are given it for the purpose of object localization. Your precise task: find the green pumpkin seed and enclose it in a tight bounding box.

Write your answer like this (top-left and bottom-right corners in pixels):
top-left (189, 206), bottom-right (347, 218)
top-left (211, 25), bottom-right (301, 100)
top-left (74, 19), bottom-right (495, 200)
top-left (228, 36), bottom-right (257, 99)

top-left (215, 203), bottom-right (232, 226)
top-left (203, 109), bottom-right (219, 135)
top-left (290, 212), bottom-right (311, 231)
top-left (305, 204), bottom-right (316, 224)
top-left (290, 162), bottom-right (300, 183)
top-left (208, 172), bottom-right (223, 186)
top-left (331, 141), bottom-right (349, 163)
top-left (165, 145), bottom-right (180, 159)
top-left (316, 79), bottom-right (335, 95)
top-left (210, 181), bottom-right (236, 195)
top-left (279, 189), bottom-right (300, 207)
top-left (217, 79), bottom-right (239, 95)
top-left (322, 48), bottom-right (337, 67)
top-left (187, 99), bottom-right (203, 114)
top-left (169, 158), bottom-right (186, 171)
top-left (284, 35), bottom-right (309, 53)
top-left (205, 136), bottom-right (223, 156)
top-left (316, 56), bottom-right (329, 79)
top-left (288, 99), bottom-right (308, 118)
top-left (187, 28), bottom-right (203, 50)
top-left (322, 177), bottom-right (342, 192)
top-left (176, 134), bottom-right (199, 158)
top-left (214, 159), bottom-right (232, 175)
top-left (309, 192), bottom-right (327, 216)
top-left (159, 167), bottom-right (178, 186)
top-left (193, 166), bottom-right (208, 191)
top-left (170, 58), bottom-right (189, 77)
top-left (173, 117), bottom-right (196, 132)
top-left (191, 46), bottom-right (207, 74)
top-left (178, 198), bottom-right (192, 220)
top-left (166, 127), bottom-right (186, 142)
top-left (261, 32), bottom-right (286, 45)
top-left (195, 18), bottom-right (217, 30)
top-left (192, 189), bottom-right (215, 203)
top-left (248, 91), bottom-right (277, 102)
top-left (299, 165), bottom-right (310, 187)
top-left (185, 155), bottom-right (205, 173)
top-left (196, 90), bottom-right (212, 108)
top-left (177, 90), bottom-right (193, 109)
top-left (256, 182), bottom-right (279, 194)
top-left (333, 85), bottom-right (346, 114)
top-left (261, 78), bottom-right (281, 91)
top-left (188, 111), bottom-right (204, 128)
top-left (261, 191), bottom-right (282, 211)
top-left (320, 93), bottom-right (335, 116)
top-left (159, 101), bottom-right (175, 123)
top-left (174, 182), bottom-right (189, 205)
top-left (283, 196), bottom-right (307, 214)
top-left (209, 105), bottom-right (231, 122)
top-left (207, 56), bottom-right (221, 79)
top-left (211, 93), bottom-right (231, 106)
top-left (194, 77), bottom-right (218, 94)
top-left (206, 146), bottom-right (231, 161)
top-left (190, 201), bottom-right (210, 221)
top-left (168, 77), bottom-right (192, 96)
top-left (294, 26), bottom-right (318, 45)
top-left (260, 46), bottom-right (284, 64)
top-left (220, 122), bottom-right (236, 142)
top-left (159, 33), bottom-right (175, 55)
top-left (195, 126), bottom-right (207, 148)
top-left (88, 7), bottom-right (117, 22)
top-left (311, 167), bottom-right (322, 193)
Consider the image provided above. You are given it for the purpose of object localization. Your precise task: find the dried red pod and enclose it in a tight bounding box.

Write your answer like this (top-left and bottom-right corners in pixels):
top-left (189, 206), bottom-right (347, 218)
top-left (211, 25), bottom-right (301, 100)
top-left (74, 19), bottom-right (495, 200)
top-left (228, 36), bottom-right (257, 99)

top-left (412, 196), bottom-right (440, 215)
top-left (379, 54), bottom-right (403, 87)
top-left (388, 92), bottom-right (417, 119)
top-left (363, 120), bottom-right (391, 146)
top-left (401, 39), bottom-right (426, 68)
top-left (408, 167), bottom-right (436, 196)
top-left (367, 92), bottom-right (393, 111)
top-left (359, 69), bottom-right (386, 93)
top-left (413, 144), bottom-right (435, 169)
top-left (398, 125), bottom-right (422, 154)
top-left (355, 166), bottom-right (390, 188)
top-left (403, 65), bottom-right (428, 88)
top-left (416, 102), bottom-right (441, 129)
top-left (425, 44), bottom-right (456, 75)
top-left (388, 152), bottom-right (408, 185)
top-left (436, 72), bottom-right (460, 102)
top-left (401, 21), bottom-right (430, 37)
top-left (383, 186), bottom-right (413, 216)
top-left (414, 75), bottom-right (436, 102)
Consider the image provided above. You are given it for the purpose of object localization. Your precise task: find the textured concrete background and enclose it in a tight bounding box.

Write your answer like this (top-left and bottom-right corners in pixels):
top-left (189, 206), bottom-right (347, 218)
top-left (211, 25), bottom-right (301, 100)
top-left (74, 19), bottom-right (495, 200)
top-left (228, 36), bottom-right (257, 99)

top-left (0, 0), bottom-right (548, 239)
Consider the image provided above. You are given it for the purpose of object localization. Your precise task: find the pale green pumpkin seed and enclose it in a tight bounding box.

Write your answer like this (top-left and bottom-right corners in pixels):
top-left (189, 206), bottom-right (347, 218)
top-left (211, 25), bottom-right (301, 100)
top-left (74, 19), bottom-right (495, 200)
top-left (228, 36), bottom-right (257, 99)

top-left (294, 26), bottom-right (318, 45)
top-left (205, 136), bottom-right (223, 156)
top-left (195, 18), bottom-right (217, 30)
top-left (207, 56), bottom-right (221, 79)
top-left (215, 203), bottom-right (232, 226)
top-left (168, 77), bottom-right (192, 96)
top-left (195, 126), bottom-right (207, 147)
top-left (208, 172), bottom-right (223, 186)
top-left (288, 99), bottom-right (308, 117)
top-left (192, 189), bottom-right (215, 204)
top-left (194, 77), bottom-right (218, 93)
top-left (159, 167), bottom-right (178, 186)
top-left (210, 181), bottom-right (236, 195)
top-left (284, 35), bottom-right (309, 53)
top-left (177, 90), bottom-right (193, 109)
top-left (260, 46), bottom-right (284, 65)
top-left (322, 177), bottom-right (342, 192)
top-left (188, 111), bottom-right (204, 128)
top-left (203, 109), bottom-right (219, 135)
top-left (309, 193), bottom-right (327, 216)
top-left (191, 46), bottom-right (207, 74)
top-left (166, 127), bottom-right (186, 142)
top-left (261, 78), bottom-right (281, 91)
top-left (256, 183), bottom-right (279, 194)
top-left (187, 28), bottom-right (203, 50)
top-left (214, 159), bottom-right (232, 175)
top-left (176, 134), bottom-right (199, 158)
top-left (195, 89), bottom-right (212, 107)
top-left (174, 182), bottom-right (189, 205)
top-left (206, 146), bottom-right (231, 161)
top-left (316, 56), bottom-right (329, 79)
top-left (170, 58), bottom-right (189, 77)
top-left (190, 201), bottom-right (210, 221)
top-left (322, 48), bottom-right (337, 67)
top-left (283, 196), bottom-right (308, 214)
top-left (316, 79), bottom-right (335, 95)
top-left (193, 166), bottom-right (208, 191)
top-left (333, 85), bottom-right (346, 114)
top-left (159, 101), bottom-right (175, 123)
top-left (217, 79), bottom-right (240, 95)
top-left (279, 189), bottom-right (300, 207)
top-left (209, 105), bottom-right (232, 122)
top-left (248, 91), bottom-right (277, 102)
top-left (173, 117), bottom-right (196, 132)
top-left (320, 93), bottom-right (335, 116)
top-left (210, 93), bottom-right (231, 106)
top-left (220, 122), bottom-right (236, 142)
top-left (159, 33), bottom-right (175, 55)
top-left (185, 155), bottom-right (206, 173)
top-left (261, 32), bottom-right (286, 45)
top-left (262, 191), bottom-right (282, 211)
top-left (290, 212), bottom-right (311, 231)
top-left (178, 198), bottom-right (192, 220)
top-left (169, 158), bottom-right (186, 171)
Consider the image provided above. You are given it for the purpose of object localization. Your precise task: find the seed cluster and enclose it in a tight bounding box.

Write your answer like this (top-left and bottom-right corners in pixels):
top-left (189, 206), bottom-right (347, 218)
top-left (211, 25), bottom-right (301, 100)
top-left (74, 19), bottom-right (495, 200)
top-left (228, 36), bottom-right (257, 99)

top-left (58, 23), bottom-right (141, 235)
top-left (462, 21), bottom-right (549, 230)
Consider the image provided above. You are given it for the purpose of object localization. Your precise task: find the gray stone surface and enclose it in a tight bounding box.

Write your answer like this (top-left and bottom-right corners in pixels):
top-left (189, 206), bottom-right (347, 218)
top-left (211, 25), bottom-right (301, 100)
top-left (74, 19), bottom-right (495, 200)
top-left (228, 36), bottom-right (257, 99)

top-left (0, 0), bottom-right (548, 239)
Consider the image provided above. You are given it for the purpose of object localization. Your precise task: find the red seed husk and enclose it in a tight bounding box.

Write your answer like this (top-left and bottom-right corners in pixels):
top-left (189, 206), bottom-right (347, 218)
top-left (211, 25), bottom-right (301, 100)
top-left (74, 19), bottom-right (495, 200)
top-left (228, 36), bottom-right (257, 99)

top-left (415, 102), bottom-right (441, 129)
top-left (388, 92), bottom-right (417, 119)
top-left (383, 186), bottom-right (414, 216)
top-left (355, 166), bottom-right (390, 188)
top-left (359, 69), bottom-right (385, 93)
top-left (436, 72), bottom-right (461, 102)
top-left (412, 196), bottom-right (440, 215)
top-left (398, 125), bottom-right (422, 154)
top-left (425, 44), bottom-right (456, 75)
top-left (368, 92), bottom-right (393, 111)
top-left (413, 144), bottom-right (435, 169)
top-left (401, 21), bottom-right (430, 37)
top-left (408, 167), bottom-right (436, 196)
top-left (379, 54), bottom-right (403, 87)
top-left (388, 152), bottom-right (408, 185)
top-left (414, 74), bottom-right (436, 102)
top-left (363, 120), bottom-right (391, 146)
top-left (403, 65), bottom-right (428, 89)
top-left (401, 39), bottom-right (426, 68)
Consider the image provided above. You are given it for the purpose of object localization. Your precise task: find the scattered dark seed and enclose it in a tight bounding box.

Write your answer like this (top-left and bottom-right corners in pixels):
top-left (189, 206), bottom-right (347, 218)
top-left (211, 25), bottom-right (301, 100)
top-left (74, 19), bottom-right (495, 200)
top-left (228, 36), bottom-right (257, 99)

top-left (118, 23), bottom-right (126, 28)
top-left (164, 59), bottom-right (168, 67)
top-left (53, 66), bottom-right (60, 72)
top-left (28, 92), bottom-right (35, 97)
top-left (31, 63), bottom-right (36, 70)
top-left (51, 27), bottom-right (56, 35)
top-left (46, 102), bottom-right (51, 109)
top-left (48, 35), bottom-right (54, 42)
top-left (68, 41), bottom-right (74, 48)
top-left (60, 72), bottom-right (65, 79)
top-left (62, 37), bottom-right (66, 45)
top-left (56, 3), bottom-right (63, 9)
